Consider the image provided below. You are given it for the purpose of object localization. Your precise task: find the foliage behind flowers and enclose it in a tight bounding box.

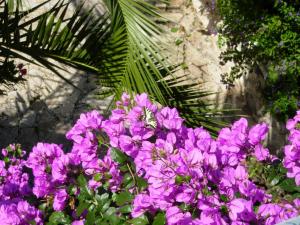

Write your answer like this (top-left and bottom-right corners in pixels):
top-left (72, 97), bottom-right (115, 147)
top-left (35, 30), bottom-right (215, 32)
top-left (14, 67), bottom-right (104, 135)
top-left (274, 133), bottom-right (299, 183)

top-left (1, 93), bottom-right (300, 224)
top-left (216, 0), bottom-right (300, 120)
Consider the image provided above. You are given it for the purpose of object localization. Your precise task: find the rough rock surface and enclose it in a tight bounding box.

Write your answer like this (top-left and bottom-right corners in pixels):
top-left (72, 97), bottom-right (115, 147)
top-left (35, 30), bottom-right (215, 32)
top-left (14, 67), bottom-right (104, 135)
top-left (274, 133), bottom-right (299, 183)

top-left (156, 0), bottom-right (286, 153)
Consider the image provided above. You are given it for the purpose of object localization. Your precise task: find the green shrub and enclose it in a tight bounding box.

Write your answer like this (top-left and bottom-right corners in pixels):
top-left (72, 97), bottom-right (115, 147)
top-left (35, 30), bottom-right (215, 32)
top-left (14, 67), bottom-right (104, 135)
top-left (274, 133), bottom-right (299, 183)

top-left (217, 0), bottom-right (300, 121)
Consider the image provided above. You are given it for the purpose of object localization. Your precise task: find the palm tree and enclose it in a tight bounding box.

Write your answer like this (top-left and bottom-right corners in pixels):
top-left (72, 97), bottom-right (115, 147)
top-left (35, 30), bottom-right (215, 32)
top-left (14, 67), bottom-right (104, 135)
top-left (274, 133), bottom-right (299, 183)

top-left (0, 0), bottom-right (226, 133)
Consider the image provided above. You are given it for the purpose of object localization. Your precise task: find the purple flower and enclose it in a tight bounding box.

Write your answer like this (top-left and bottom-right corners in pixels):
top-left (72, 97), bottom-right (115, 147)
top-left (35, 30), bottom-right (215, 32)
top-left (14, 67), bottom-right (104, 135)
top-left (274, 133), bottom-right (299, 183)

top-left (248, 123), bottom-right (268, 146)
top-left (53, 189), bottom-right (68, 211)
top-left (289, 130), bottom-right (300, 147)
top-left (1, 92), bottom-right (300, 224)
top-left (27, 143), bottom-right (63, 176)
top-left (200, 209), bottom-right (226, 225)
top-left (121, 92), bottom-right (130, 106)
top-left (157, 107), bottom-right (184, 130)
top-left (17, 200), bottom-right (42, 224)
top-left (72, 220), bottom-right (85, 225)
top-left (1, 149), bottom-right (8, 157)
top-left (218, 118), bottom-right (248, 149)
top-left (235, 165), bottom-right (248, 181)
top-left (258, 203), bottom-right (284, 224)
top-left (0, 200), bottom-right (42, 224)
top-left (134, 93), bottom-right (157, 112)
top-left (0, 202), bottom-right (21, 224)
top-left (166, 206), bottom-right (192, 225)
top-left (0, 160), bottom-right (7, 177)
top-left (66, 110), bottom-right (103, 143)
top-left (132, 194), bottom-right (154, 218)
top-left (254, 144), bottom-right (270, 161)
top-left (175, 186), bottom-right (196, 204)
top-left (52, 154), bottom-right (69, 183)
top-left (33, 175), bottom-right (52, 198)
top-left (119, 135), bottom-right (140, 157)
top-left (228, 199), bottom-right (256, 222)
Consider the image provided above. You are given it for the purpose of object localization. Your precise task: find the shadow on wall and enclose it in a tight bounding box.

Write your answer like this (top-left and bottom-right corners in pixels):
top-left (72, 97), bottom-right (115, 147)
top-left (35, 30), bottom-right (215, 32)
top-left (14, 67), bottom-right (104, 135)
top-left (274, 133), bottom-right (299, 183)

top-left (71, 0), bottom-right (107, 16)
top-left (0, 1), bottom-right (112, 151)
top-left (0, 69), bottom-right (113, 151)
top-left (0, 70), bottom-right (104, 151)
top-left (193, 0), bottom-right (219, 35)
top-left (217, 68), bottom-right (288, 155)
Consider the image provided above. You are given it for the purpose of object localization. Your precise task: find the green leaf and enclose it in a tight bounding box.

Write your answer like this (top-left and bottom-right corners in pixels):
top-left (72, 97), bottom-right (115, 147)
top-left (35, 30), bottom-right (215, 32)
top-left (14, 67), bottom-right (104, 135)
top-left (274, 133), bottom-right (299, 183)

top-left (119, 164), bottom-right (129, 172)
top-left (124, 180), bottom-right (135, 189)
top-left (107, 211), bottom-right (123, 225)
top-left (175, 38), bottom-right (183, 46)
top-left (76, 201), bottom-right (90, 217)
top-left (110, 148), bottom-right (128, 164)
top-left (29, 220), bottom-right (37, 225)
top-left (270, 177), bottom-right (281, 186)
top-left (4, 157), bottom-right (10, 163)
top-left (115, 191), bottom-right (134, 206)
top-left (48, 212), bottom-right (71, 225)
top-left (136, 176), bottom-right (148, 190)
top-left (69, 185), bottom-right (78, 195)
top-left (77, 174), bottom-right (92, 199)
top-left (128, 216), bottom-right (149, 225)
top-left (7, 0), bottom-right (14, 13)
top-left (220, 194), bottom-right (229, 203)
top-left (220, 205), bottom-right (229, 215)
top-left (101, 201), bottom-right (111, 212)
top-left (267, 65), bottom-right (279, 83)
top-left (153, 212), bottom-right (166, 225)
top-left (171, 27), bottom-right (179, 32)
top-left (111, 192), bottom-right (118, 202)
top-left (105, 207), bottom-right (117, 216)
top-left (38, 203), bottom-right (47, 212)
top-left (122, 173), bottom-right (133, 186)
top-left (95, 193), bottom-right (109, 206)
top-left (94, 173), bottom-right (102, 182)
top-left (85, 210), bottom-right (96, 225)
top-left (0, 0), bottom-right (230, 135)
top-left (119, 205), bottom-right (132, 213)
top-left (279, 178), bottom-right (300, 192)
top-left (175, 175), bottom-right (191, 185)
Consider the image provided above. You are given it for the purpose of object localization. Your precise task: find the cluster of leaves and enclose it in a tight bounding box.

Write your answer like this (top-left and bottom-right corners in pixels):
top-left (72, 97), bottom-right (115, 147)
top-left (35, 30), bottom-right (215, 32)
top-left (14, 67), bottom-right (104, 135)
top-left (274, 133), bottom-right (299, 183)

top-left (247, 157), bottom-right (300, 203)
top-left (217, 0), bottom-right (300, 121)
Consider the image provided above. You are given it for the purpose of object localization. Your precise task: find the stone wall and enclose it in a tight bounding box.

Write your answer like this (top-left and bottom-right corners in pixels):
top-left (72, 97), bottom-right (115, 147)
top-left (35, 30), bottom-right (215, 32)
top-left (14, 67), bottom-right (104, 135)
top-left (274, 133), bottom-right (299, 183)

top-left (0, 0), bottom-right (112, 150)
top-left (156, 0), bottom-right (287, 153)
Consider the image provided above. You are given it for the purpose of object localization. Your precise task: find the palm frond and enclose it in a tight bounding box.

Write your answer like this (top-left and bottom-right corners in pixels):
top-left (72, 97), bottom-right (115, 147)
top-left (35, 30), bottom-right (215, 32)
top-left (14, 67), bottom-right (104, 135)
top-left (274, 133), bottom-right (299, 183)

top-left (158, 70), bottom-right (228, 134)
top-left (0, 0), bottom-right (230, 133)
top-left (99, 0), bottom-right (230, 132)
top-left (0, 0), bottom-right (111, 87)
top-left (99, 0), bottom-right (172, 104)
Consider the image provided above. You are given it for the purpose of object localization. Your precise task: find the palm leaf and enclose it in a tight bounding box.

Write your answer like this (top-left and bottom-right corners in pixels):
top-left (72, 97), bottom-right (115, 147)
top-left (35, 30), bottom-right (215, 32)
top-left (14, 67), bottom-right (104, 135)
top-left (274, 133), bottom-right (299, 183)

top-left (0, 0), bottom-right (110, 87)
top-left (100, 0), bottom-right (230, 133)
top-left (98, 0), bottom-right (173, 104)
top-left (0, 0), bottom-right (230, 133)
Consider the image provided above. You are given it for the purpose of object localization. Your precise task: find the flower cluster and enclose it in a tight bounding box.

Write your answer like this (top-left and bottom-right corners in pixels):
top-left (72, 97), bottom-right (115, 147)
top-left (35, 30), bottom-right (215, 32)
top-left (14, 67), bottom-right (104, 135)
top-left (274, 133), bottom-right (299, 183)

top-left (284, 111), bottom-right (300, 185)
top-left (25, 110), bottom-right (122, 215)
top-left (0, 93), bottom-right (300, 224)
top-left (105, 93), bottom-right (294, 224)
top-left (0, 144), bottom-right (42, 224)
top-left (26, 143), bottom-right (70, 210)
top-left (66, 110), bottom-right (122, 191)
